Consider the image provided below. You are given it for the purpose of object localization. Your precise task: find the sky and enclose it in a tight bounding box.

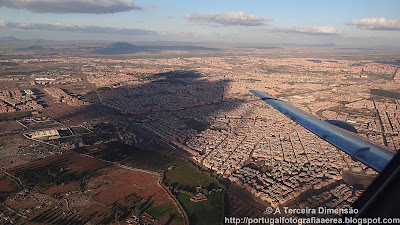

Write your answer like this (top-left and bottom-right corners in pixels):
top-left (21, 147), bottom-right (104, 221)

top-left (0, 0), bottom-right (400, 46)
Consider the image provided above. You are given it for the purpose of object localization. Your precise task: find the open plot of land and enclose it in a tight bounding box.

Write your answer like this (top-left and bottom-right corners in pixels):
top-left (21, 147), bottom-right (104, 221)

top-left (0, 80), bottom-right (18, 89)
top-left (0, 175), bottom-right (18, 193)
top-left (87, 167), bottom-right (168, 205)
top-left (0, 121), bottom-right (23, 133)
top-left (43, 181), bottom-right (79, 194)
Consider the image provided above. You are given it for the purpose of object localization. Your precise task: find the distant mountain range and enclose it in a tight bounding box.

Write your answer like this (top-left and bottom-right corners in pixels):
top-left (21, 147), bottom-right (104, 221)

top-left (94, 42), bottom-right (219, 55)
top-left (0, 36), bottom-right (22, 42)
top-left (94, 42), bottom-right (146, 54)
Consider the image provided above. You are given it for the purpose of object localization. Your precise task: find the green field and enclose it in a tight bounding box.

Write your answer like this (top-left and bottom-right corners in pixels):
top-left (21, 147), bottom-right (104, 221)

top-left (147, 204), bottom-right (173, 219)
top-left (164, 163), bottom-right (224, 225)
top-left (147, 204), bottom-right (183, 222)
top-left (165, 163), bottom-right (220, 189)
top-left (177, 191), bottom-right (224, 225)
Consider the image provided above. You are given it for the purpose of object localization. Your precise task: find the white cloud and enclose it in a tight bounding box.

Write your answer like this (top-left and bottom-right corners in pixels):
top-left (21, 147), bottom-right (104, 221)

top-left (184, 11), bottom-right (271, 26)
top-left (273, 26), bottom-right (341, 35)
top-left (0, 20), bottom-right (158, 35)
top-left (0, 0), bottom-right (142, 14)
top-left (346, 17), bottom-right (400, 31)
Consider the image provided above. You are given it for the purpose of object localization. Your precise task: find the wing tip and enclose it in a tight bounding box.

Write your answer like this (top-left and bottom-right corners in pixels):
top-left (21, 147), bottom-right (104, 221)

top-left (249, 90), bottom-right (275, 100)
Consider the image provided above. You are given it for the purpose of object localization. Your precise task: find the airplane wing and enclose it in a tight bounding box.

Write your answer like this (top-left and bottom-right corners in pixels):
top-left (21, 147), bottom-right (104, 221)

top-left (250, 90), bottom-right (395, 172)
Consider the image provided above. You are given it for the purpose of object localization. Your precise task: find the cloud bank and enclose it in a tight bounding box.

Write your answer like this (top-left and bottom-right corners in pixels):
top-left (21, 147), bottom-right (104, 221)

top-left (0, 0), bottom-right (142, 14)
top-left (274, 26), bottom-right (341, 35)
top-left (0, 21), bottom-right (158, 35)
top-left (184, 11), bottom-right (271, 26)
top-left (346, 17), bottom-right (400, 31)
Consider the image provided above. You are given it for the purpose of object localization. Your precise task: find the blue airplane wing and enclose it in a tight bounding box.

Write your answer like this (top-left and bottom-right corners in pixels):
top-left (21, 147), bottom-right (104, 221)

top-left (250, 90), bottom-right (395, 172)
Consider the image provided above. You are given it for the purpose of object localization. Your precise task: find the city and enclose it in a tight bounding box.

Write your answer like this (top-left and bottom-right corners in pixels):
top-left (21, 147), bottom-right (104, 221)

top-left (0, 40), bottom-right (399, 224)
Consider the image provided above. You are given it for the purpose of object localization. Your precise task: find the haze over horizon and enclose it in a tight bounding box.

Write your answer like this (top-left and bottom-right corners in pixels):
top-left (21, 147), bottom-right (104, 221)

top-left (0, 0), bottom-right (400, 47)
